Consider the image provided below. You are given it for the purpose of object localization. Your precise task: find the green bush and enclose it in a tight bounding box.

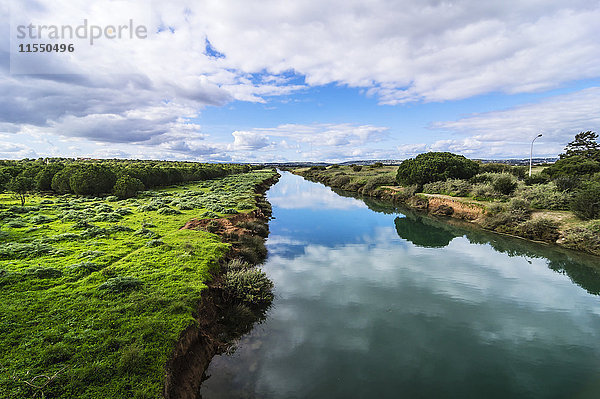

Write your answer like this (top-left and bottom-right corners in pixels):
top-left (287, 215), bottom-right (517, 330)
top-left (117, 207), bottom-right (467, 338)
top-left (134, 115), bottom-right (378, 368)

top-left (24, 266), bottom-right (63, 279)
top-left (113, 175), bottom-right (145, 199)
top-left (570, 183), bottom-right (600, 220)
top-left (67, 262), bottom-right (102, 277)
top-left (561, 224), bottom-right (600, 256)
top-left (544, 155), bottom-right (600, 178)
top-left (524, 174), bottom-right (549, 185)
top-left (492, 174), bottom-right (517, 195)
top-left (514, 218), bottom-right (560, 243)
top-left (554, 176), bottom-right (580, 192)
top-left (470, 182), bottom-right (495, 200)
top-left (145, 239), bottom-right (165, 247)
top-left (156, 206), bottom-right (181, 215)
top-left (223, 268), bottom-right (274, 305)
top-left (362, 174), bottom-right (397, 192)
top-left (423, 179), bottom-right (472, 197)
top-left (98, 276), bottom-right (143, 293)
top-left (0, 242), bottom-right (57, 259)
top-left (239, 235), bottom-right (268, 264)
top-left (237, 220), bottom-right (268, 237)
top-left (396, 152), bottom-right (479, 186)
top-left (515, 183), bottom-right (572, 210)
top-left (352, 165), bottom-right (363, 172)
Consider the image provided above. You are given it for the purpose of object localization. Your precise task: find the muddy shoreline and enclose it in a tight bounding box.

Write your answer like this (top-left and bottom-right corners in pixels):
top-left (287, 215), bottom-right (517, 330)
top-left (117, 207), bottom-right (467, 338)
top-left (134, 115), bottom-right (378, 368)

top-left (163, 173), bottom-right (280, 399)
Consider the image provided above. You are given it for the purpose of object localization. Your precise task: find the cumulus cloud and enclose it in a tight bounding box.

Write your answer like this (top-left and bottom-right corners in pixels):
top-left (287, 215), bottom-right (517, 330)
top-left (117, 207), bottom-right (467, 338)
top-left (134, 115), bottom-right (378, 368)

top-left (424, 87), bottom-right (600, 158)
top-left (222, 123), bottom-right (391, 162)
top-left (2, 0), bottom-right (600, 160)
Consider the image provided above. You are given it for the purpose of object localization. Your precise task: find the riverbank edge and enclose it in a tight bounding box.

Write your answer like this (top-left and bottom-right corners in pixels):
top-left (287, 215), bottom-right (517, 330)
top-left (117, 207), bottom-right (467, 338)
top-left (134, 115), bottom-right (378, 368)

top-left (162, 172), bottom-right (280, 399)
top-left (292, 170), bottom-right (600, 257)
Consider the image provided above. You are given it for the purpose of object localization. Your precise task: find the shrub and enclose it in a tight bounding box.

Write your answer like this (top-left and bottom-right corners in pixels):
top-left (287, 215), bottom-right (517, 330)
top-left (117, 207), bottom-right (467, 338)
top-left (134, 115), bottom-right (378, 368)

top-left (482, 198), bottom-right (530, 232)
top-left (5, 219), bottom-right (27, 228)
top-left (67, 262), bottom-right (102, 277)
top-left (24, 266), bottom-right (63, 279)
top-left (134, 228), bottom-right (161, 238)
top-left (362, 174), bottom-right (397, 192)
top-left (424, 179), bottom-right (472, 197)
top-left (0, 242), bottom-right (57, 259)
top-left (396, 152), bottom-right (479, 186)
top-left (492, 174), bottom-right (517, 195)
top-left (570, 183), bottom-right (600, 220)
top-left (113, 175), bottom-right (145, 199)
top-left (554, 176), bottom-right (580, 192)
top-left (28, 215), bottom-right (54, 225)
top-left (157, 206), bottom-right (181, 215)
top-left (98, 276), bottom-right (143, 292)
top-left (330, 174), bottom-right (351, 187)
top-left (223, 268), bottom-right (274, 305)
top-left (79, 250), bottom-right (104, 259)
top-left (80, 226), bottom-right (111, 238)
top-left (515, 183), bottom-right (572, 210)
top-left (237, 220), bottom-right (269, 237)
top-left (515, 218), bottom-right (560, 242)
top-left (524, 174), bottom-right (549, 185)
top-left (470, 183), bottom-right (496, 200)
top-left (226, 258), bottom-right (250, 271)
top-left (145, 239), bottom-right (165, 247)
top-left (352, 165), bottom-right (363, 172)
top-left (239, 235), bottom-right (268, 264)
top-left (561, 224), bottom-right (600, 256)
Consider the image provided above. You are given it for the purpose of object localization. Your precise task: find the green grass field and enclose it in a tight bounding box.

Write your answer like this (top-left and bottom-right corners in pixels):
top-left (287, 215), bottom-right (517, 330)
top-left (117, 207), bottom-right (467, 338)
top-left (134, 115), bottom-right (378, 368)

top-left (0, 170), bottom-right (276, 398)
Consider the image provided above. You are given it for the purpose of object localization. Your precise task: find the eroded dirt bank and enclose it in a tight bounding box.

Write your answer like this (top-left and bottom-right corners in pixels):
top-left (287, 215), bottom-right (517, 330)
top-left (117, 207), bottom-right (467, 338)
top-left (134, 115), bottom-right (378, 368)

top-left (163, 173), bottom-right (280, 399)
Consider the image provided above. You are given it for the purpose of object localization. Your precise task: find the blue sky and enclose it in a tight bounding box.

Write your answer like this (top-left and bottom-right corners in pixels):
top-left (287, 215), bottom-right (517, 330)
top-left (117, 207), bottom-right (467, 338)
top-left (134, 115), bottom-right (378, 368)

top-left (2, 0), bottom-right (600, 162)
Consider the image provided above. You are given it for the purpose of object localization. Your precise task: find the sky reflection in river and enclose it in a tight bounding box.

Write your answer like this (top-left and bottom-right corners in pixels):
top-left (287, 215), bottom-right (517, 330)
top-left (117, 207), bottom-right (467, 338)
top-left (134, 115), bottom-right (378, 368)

top-left (201, 172), bottom-right (600, 399)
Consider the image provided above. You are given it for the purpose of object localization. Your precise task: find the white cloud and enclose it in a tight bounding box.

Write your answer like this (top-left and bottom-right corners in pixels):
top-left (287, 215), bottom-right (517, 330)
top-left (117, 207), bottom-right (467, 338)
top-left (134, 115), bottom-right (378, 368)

top-left (230, 131), bottom-right (271, 151)
top-left (2, 0), bottom-right (600, 160)
top-left (425, 87), bottom-right (600, 158)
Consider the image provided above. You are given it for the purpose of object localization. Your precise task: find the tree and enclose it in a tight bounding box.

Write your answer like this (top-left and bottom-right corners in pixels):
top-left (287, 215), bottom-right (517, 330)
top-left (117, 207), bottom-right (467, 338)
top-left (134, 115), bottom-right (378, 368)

top-left (35, 164), bottom-right (64, 191)
top-left (560, 131), bottom-right (599, 160)
top-left (570, 183), bottom-right (600, 220)
top-left (396, 152), bottom-right (479, 187)
top-left (0, 170), bottom-right (10, 192)
top-left (69, 165), bottom-right (116, 196)
top-left (113, 175), bottom-right (145, 199)
top-left (51, 167), bottom-right (75, 194)
top-left (544, 155), bottom-right (600, 178)
top-left (7, 175), bottom-right (34, 206)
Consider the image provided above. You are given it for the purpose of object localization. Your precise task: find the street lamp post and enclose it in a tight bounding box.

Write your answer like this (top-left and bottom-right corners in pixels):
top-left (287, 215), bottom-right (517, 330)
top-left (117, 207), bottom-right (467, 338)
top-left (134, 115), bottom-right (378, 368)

top-left (529, 133), bottom-right (542, 177)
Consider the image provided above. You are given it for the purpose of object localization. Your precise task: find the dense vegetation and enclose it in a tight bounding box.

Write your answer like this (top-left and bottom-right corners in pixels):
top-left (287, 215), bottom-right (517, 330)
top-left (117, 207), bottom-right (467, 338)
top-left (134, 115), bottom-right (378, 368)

top-left (396, 152), bottom-right (480, 186)
top-left (298, 131), bottom-right (600, 256)
top-left (0, 169), bottom-right (276, 398)
top-left (0, 158), bottom-right (252, 199)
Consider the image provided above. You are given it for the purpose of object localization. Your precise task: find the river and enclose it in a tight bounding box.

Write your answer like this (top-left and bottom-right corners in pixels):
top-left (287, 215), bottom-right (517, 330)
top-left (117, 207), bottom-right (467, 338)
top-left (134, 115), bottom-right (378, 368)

top-left (200, 171), bottom-right (600, 399)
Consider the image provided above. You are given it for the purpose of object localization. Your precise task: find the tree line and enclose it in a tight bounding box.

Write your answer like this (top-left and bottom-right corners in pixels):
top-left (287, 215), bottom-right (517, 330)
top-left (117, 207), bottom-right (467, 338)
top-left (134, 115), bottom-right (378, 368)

top-left (0, 159), bottom-right (254, 203)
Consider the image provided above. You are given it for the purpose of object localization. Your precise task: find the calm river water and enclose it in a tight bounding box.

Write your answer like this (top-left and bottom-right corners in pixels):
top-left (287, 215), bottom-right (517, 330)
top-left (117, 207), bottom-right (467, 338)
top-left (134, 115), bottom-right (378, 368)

top-left (200, 171), bottom-right (600, 398)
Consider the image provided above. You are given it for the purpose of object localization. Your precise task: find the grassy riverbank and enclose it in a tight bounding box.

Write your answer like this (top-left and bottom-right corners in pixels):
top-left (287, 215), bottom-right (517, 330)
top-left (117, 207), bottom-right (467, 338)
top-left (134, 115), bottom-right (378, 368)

top-left (294, 165), bottom-right (600, 256)
top-left (0, 169), bottom-right (277, 399)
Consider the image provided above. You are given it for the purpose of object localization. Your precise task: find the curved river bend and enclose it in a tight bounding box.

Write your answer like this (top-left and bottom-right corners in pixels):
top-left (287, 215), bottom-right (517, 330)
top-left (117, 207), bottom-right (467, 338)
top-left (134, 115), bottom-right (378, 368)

top-left (201, 171), bottom-right (600, 399)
